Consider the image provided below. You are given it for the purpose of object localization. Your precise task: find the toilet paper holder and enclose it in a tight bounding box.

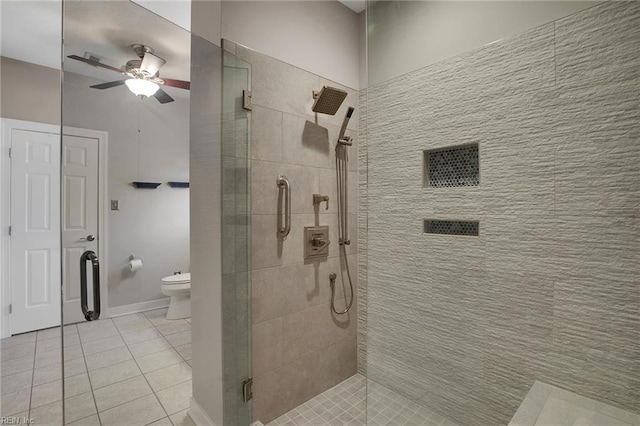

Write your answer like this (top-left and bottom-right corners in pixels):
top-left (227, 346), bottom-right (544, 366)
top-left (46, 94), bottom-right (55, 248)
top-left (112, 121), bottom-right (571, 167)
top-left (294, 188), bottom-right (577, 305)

top-left (128, 255), bottom-right (144, 272)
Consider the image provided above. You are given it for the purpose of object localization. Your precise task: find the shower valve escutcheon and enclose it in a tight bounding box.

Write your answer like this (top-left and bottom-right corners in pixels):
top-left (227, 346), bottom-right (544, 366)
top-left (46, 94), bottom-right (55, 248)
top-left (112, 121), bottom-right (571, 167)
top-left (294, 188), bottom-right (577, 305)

top-left (313, 194), bottom-right (329, 210)
top-left (304, 226), bottom-right (330, 261)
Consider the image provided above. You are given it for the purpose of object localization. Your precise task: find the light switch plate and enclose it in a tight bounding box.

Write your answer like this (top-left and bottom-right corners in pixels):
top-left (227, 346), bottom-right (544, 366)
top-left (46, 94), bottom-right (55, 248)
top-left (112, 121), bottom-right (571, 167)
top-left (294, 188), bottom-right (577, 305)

top-left (111, 200), bottom-right (119, 211)
top-left (304, 226), bottom-right (330, 261)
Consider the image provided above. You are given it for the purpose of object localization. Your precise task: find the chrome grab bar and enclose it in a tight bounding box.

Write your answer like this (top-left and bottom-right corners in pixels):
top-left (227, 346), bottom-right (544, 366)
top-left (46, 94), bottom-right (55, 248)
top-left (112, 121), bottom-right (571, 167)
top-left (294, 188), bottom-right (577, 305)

top-left (80, 250), bottom-right (101, 321)
top-left (277, 175), bottom-right (291, 241)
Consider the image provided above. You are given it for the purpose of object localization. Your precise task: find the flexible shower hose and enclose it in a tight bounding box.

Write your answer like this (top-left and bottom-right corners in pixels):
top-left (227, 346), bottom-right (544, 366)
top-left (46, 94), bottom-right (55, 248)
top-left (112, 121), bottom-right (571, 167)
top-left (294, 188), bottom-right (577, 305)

top-left (331, 143), bottom-right (355, 315)
top-left (330, 245), bottom-right (355, 315)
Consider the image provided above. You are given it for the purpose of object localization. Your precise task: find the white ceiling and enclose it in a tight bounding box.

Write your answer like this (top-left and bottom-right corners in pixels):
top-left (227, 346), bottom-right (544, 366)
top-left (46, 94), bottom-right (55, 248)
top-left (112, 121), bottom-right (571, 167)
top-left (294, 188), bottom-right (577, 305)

top-left (338, 0), bottom-right (366, 13)
top-left (1, 1), bottom-right (62, 70)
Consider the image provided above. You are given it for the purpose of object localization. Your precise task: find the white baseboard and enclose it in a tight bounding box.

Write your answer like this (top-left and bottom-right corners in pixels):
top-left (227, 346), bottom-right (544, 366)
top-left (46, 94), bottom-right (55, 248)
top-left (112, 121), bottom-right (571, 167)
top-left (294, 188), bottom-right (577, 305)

top-left (106, 298), bottom-right (170, 318)
top-left (189, 397), bottom-right (217, 426)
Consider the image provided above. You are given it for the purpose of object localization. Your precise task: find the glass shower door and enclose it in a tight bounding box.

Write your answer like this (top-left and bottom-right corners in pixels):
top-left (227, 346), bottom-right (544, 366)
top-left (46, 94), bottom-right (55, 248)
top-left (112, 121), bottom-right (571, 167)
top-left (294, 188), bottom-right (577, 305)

top-left (221, 40), bottom-right (253, 425)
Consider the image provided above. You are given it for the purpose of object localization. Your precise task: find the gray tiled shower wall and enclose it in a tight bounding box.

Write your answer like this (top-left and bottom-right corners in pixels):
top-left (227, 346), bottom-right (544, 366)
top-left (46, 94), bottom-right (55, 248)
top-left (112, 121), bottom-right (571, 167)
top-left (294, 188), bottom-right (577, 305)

top-left (364, 2), bottom-right (640, 425)
top-left (230, 43), bottom-right (361, 424)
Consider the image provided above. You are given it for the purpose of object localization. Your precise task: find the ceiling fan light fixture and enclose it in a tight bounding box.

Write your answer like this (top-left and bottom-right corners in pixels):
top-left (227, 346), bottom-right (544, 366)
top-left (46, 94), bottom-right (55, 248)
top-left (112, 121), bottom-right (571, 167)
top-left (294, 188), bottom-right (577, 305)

top-left (125, 78), bottom-right (159, 99)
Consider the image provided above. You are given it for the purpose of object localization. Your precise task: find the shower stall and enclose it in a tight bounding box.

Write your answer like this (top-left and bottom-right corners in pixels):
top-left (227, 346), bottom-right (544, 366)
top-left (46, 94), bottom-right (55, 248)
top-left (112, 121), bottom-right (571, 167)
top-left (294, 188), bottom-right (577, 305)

top-left (363, 1), bottom-right (640, 425)
top-left (228, 1), bottom-right (640, 425)
top-left (1, 1), bottom-right (639, 425)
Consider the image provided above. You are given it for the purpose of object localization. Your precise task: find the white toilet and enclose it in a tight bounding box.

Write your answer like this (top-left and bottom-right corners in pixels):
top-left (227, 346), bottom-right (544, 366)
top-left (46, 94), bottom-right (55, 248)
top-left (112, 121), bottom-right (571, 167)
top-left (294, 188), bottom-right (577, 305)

top-left (161, 272), bottom-right (191, 319)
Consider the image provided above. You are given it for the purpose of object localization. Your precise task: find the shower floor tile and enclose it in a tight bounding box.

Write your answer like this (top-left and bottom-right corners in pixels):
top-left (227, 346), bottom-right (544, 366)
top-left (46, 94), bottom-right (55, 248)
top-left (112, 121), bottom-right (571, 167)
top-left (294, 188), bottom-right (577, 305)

top-left (0, 308), bottom-right (193, 426)
top-left (266, 374), bottom-right (459, 426)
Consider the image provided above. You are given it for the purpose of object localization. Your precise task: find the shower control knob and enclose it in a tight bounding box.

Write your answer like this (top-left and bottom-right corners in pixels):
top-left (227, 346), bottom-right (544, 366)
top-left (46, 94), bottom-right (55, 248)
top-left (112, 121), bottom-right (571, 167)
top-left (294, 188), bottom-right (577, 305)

top-left (312, 238), bottom-right (329, 249)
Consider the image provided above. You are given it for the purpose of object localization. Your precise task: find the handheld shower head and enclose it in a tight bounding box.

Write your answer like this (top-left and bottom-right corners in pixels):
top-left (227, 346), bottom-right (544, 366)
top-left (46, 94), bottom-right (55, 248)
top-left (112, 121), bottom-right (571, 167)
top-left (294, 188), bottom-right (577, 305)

top-left (338, 107), bottom-right (355, 145)
top-left (312, 86), bottom-right (348, 115)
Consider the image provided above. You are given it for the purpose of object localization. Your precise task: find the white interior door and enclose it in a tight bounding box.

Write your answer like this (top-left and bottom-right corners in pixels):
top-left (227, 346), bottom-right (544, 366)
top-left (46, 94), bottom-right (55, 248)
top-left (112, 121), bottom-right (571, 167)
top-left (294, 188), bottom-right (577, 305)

top-left (61, 135), bottom-right (99, 324)
top-left (10, 129), bottom-right (61, 334)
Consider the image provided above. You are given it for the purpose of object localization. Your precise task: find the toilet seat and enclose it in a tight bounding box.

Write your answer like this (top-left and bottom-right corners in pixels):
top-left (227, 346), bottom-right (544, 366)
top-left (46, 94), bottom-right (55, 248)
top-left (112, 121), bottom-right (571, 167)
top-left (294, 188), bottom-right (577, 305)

top-left (161, 272), bottom-right (191, 285)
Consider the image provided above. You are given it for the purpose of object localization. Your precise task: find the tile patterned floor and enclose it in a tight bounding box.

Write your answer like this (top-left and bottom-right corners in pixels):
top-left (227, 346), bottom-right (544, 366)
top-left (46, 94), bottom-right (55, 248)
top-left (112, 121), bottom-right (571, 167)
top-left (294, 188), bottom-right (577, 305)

top-left (266, 375), bottom-right (366, 426)
top-left (0, 308), bottom-right (194, 426)
top-left (266, 374), bottom-right (459, 426)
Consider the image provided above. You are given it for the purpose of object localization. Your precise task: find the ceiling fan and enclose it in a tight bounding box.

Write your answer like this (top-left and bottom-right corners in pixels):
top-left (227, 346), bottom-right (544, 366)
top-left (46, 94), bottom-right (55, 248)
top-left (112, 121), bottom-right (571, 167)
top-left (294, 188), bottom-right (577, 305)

top-left (67, 44), bottom-right (190, 104)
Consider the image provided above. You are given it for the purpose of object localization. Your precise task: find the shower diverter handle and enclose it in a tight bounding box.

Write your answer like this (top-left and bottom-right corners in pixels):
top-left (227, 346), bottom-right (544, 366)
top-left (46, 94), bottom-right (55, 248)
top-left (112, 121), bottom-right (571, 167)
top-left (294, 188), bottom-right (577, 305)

top-left (311, 237), bottom-right (329, 249)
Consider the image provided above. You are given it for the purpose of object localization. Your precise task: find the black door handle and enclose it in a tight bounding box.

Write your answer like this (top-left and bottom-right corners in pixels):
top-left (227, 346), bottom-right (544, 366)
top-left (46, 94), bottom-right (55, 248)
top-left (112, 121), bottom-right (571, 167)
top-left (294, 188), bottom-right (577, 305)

top-left (80, 250), bottom-right (101, 321)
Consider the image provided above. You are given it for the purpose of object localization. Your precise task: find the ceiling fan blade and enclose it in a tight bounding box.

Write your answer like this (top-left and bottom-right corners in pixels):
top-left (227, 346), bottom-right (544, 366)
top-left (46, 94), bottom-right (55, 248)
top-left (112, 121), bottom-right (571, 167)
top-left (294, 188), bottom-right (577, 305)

top-left (162, 78), bottom-right (190, 90)
top-left (90, 80), bottom-right (127, 90)
top-left (153, 88), bottom-right (174, 104)
top-left (67, 55), bottom-right (125, 74)
top-left (140, 52), bottom-right (166, 77)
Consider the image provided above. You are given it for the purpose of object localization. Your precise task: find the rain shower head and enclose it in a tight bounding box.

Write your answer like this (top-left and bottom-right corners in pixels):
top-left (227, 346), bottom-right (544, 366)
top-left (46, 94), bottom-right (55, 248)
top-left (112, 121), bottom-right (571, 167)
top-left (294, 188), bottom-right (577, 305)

top-left (312, 86), bottom-right (348, 115)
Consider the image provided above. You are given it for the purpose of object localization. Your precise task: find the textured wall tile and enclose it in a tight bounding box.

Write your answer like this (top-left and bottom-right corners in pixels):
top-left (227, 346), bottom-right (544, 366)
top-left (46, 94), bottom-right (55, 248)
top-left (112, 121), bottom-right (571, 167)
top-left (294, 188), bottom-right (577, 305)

top-left (365, 3), bottom-right (640, 425)
top-left (555, 1), bottom-right (640, 90)
top-left (553, 81), bottom-right (640, 217)
top-left (357, 90), bottom-right (368, 376)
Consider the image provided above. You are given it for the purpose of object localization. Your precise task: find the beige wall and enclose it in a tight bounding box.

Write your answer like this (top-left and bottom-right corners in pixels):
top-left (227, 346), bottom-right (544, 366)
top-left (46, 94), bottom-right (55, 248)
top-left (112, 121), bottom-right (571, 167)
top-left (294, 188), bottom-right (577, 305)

top-left (191, 0), bottom-right (221, 46)
top-left (131, 0), bottom-right (191, 31)
top-left (233, 43), bottom-right (360, 424)
top-left (222, 1), bottom-right (360, 90)
top-left (0, 57), bottom-right (60, 125)
top-left (192, 1), bottom-right (361, 88)
top-left (367, 0), bottom-right (601, 85)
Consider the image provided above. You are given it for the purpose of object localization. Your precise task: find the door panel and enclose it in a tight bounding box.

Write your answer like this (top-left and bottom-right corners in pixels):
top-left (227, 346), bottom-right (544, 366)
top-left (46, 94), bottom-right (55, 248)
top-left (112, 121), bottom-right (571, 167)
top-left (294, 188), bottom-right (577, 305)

top-left (26, 249), bottom-right (51, 306)
top-left (64, 246), bottom-right (85, 301)
top-left (61, 135), bottom-right (99, 324)
top-left (10, 129), bottom-right (61, 334)
top-left (64, 176), bottom-right (86, 229)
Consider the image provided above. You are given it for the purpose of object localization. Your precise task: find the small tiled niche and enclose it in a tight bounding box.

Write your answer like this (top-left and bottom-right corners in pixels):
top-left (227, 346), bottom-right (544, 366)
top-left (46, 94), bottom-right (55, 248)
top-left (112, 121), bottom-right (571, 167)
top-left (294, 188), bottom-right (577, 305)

top-left (424, 220), bottom-right (479, 237)
top-left (424, 143), bottom-right (479, 188)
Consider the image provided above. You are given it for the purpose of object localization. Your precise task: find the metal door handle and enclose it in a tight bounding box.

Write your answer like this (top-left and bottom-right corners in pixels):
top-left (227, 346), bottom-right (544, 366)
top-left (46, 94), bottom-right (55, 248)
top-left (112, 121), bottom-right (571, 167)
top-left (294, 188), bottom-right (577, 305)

top-left (80, 235), bottom-right (96, 242)
top-left (277, 175), bottom-right (291, 241)
top-left (80, 250), bottom-right (101, 321)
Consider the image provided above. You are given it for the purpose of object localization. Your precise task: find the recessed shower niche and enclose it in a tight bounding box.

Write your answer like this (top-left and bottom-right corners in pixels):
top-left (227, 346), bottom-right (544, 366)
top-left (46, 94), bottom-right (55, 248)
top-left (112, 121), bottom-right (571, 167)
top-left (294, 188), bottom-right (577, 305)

top-left (423, 219), bottom-right (479, 236)
top-left (424, 143), bottom-right (479, 188)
